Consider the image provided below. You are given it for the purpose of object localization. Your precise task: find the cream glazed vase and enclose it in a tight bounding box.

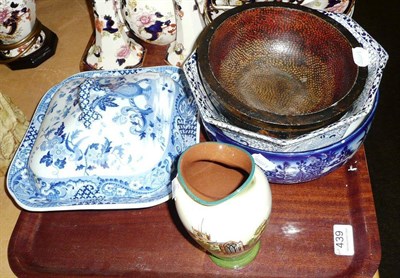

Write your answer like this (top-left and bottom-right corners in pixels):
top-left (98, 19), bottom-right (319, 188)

top-left (172, 142), bottom-right (272, 269)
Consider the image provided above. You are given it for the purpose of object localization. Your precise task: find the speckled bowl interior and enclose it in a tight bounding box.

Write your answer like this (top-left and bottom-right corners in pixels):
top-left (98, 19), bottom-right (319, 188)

top-left (197, 2), bottom-right (367, 138)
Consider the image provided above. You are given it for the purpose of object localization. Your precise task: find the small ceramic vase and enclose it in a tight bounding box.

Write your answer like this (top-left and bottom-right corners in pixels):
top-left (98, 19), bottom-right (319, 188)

top-left (84, 0), bottom-right (144, 70)
top-left (120, 0), bottom-right (204, 67)
top-left (172, 142), bottom-right (272, 269)
top-left (0, 0), bottom-right (58, 70)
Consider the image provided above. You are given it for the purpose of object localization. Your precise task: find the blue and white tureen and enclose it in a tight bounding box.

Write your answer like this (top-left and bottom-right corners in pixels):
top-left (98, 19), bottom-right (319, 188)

top-left (7, 66), bottom-right (199, 211)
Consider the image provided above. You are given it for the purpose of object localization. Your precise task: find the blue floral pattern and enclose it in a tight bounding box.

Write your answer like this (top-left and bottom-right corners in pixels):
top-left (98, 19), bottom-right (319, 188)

top-left (202, 110), bottom-right (374, 184)
top-left (7, 66), bottom-right (198, 211)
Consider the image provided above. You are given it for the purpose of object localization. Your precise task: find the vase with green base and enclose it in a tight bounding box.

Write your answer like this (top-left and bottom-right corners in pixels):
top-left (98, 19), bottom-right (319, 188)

top-left (172, 142), bottom-right (272, 269)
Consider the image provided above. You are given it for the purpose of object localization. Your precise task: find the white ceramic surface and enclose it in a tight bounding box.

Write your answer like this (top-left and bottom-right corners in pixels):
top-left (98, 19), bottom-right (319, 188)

top-left (7, 66), bottom-right (199, 211)
top-left (167, 0), bottom-right (206, 66)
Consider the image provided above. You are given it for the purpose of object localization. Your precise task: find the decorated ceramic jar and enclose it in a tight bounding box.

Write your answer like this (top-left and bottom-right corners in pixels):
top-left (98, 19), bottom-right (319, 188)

top-left (84, 0), bottom-right (144, 70)
top-left (0, 0), bottom-right (36, 46)
top-left (0, 0), bottom-right (57, 69)
top-left (84, 0), bottom-right (204, 69)
top-left (172, 142), bottom-right (272, 269)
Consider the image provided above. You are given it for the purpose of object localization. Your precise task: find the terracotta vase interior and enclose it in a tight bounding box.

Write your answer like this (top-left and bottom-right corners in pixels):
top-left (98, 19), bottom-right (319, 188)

top-left (179, 144), bottom-right (253, 202)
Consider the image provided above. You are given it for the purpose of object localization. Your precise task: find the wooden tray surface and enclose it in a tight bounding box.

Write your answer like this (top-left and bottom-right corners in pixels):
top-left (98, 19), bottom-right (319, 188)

top-left (3, 2), bottom-right (381, 276)
top-left (8, 146), bottom-right (381, 277)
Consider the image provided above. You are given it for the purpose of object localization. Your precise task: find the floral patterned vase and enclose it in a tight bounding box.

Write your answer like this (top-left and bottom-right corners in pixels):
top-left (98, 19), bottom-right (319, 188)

top-left (83, 0), bottom-right (205, 69)
top-left (84, 0), bottom-right (145, 70)
top-left (0, 0), bottom-right (58, 70)
top-left (172, 142), bottom-right (272, 269)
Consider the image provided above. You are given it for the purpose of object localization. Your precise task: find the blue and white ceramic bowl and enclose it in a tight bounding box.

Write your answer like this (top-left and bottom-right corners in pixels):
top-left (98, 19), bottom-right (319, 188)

top-left (7, 66), bottom-right (199, 211)
top-left (201, 91), bottom-right (378, 184)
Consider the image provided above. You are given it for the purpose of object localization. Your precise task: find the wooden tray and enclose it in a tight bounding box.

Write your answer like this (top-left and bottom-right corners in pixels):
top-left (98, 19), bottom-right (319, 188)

top-left (8, 146), bottom-right (381, 277)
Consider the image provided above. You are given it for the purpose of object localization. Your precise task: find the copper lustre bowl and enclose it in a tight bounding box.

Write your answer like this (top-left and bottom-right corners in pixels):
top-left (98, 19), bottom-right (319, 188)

top-left (197, 2), bottom-right (368, 138)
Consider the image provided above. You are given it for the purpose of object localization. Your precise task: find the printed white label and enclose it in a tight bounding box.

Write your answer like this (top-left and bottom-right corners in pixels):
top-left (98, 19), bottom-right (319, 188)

top-left (333, 224), bottom-right (355, 256)
top-left (252, 153), bottom-right (276, 171)
top-left (352, 47), bottom-right (370, 67)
